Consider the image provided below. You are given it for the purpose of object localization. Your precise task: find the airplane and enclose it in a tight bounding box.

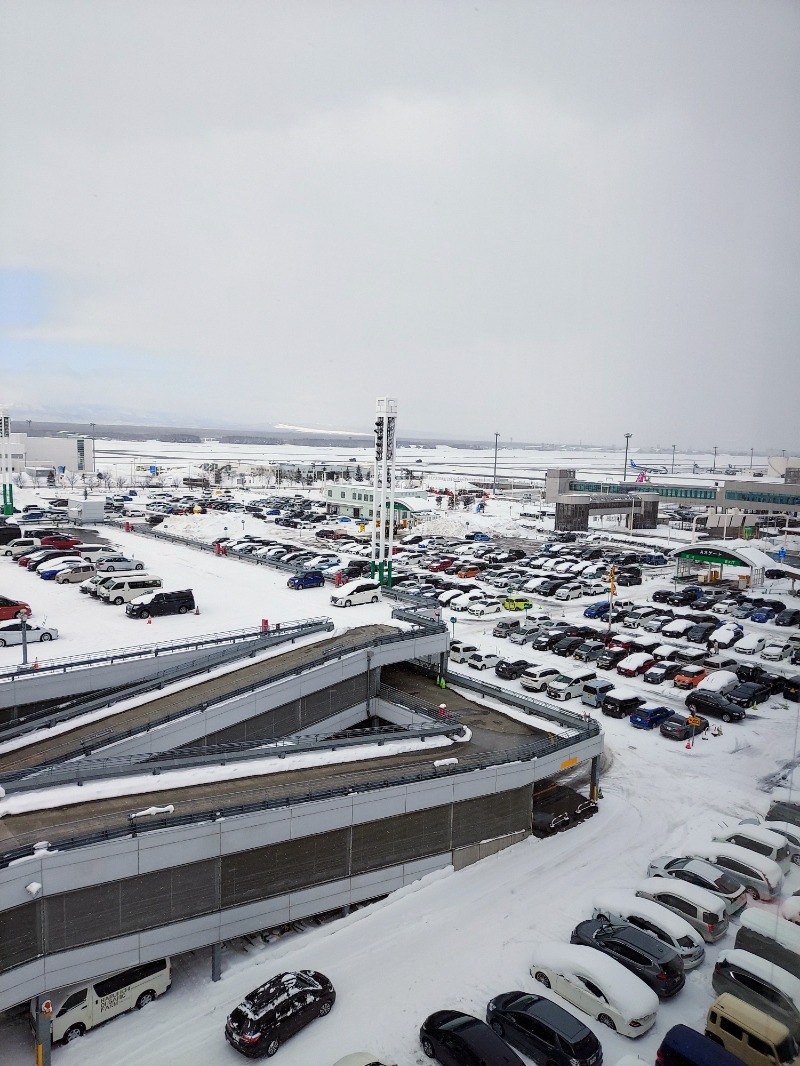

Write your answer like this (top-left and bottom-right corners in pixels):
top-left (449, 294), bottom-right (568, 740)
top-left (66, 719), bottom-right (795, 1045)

top-left (630, 460), bottom-right (668, 475)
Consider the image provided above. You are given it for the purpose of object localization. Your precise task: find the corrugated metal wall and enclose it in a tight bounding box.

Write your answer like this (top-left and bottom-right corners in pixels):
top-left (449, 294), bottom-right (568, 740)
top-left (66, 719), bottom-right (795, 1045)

top-left (0, 785), bottom-right (531, 974)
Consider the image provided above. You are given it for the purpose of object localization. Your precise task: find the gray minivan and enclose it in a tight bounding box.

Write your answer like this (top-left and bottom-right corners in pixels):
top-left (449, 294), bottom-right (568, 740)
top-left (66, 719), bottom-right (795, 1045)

top-left (581, 678), bottom-right (615, 708)
top-left (735, 910), bottom-right (800, 981)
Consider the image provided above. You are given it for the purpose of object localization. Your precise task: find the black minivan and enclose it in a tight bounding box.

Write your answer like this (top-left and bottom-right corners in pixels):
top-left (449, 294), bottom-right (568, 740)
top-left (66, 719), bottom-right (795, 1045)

top-left (126, 590), bottom-right (195, 619)
top-left (486, 992), bottom-right (602, 1066)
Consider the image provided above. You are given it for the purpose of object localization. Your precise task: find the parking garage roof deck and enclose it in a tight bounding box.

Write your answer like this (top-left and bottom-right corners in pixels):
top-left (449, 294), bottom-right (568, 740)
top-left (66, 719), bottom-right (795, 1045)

top-left (0, 665), bottom-right (592, 861)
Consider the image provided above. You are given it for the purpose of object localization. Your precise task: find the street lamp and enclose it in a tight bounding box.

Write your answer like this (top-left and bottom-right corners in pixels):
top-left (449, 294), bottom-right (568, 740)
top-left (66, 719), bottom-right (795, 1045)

top-left (712, 446), bottom-right (718, 473)
top-left (671, 444), bottom-right (676, 474)
top-left (750, 448), bottom-right (754, 472)
top-left (622, 433), bottom-right (632, 481)
top-left (492, 432), bottom-right (500, 494)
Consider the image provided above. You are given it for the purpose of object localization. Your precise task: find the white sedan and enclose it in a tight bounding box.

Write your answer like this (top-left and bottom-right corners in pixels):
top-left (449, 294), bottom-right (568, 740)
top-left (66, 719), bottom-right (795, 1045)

top-left (529, 943), bottom-right (658, 1037)
top-left (761, 641), bottom-right (791, 661)
top-left (466, 652), bottom-right (501, 671)
top-left (468, 599), bottom-right (503, 616)
top-left (0, 622), bottom-right (58, 646)
top-left (96, 557), bottom-right (145, 572)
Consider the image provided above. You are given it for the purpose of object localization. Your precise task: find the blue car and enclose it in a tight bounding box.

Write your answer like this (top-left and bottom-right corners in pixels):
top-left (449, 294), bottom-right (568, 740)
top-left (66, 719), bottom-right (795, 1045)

top-left (287, 570), bottom-right (325, 590)
top-left (750, 607), bottom-right (777, 623)
top-left (39, 565), bottom-right (72, 580)
top-left (630, 704), bottom-right (674, 729)
top-left (584, 601), bottom-right (610, 619)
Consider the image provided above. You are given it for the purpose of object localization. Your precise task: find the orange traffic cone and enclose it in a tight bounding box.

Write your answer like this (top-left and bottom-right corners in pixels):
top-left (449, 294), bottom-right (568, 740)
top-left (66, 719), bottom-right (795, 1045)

top-left (195, 605), bottom-right (200, 615)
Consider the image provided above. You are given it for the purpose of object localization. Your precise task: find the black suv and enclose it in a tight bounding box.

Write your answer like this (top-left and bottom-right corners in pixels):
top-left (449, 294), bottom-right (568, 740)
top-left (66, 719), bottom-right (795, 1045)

top-left (570, 919), bottom-right (684, 998)
top-left (728, 681), bottom-right (772, 708)
top-left (225, 971), bottom-right (335, 1058)
top-left (684, 690), bottom-right (746, 722)
top-left (596, 646), bottom-right (628, 670)
top-left (495, 659), bottom-right (530, 680)
top-left (126, 589), bottom-right (195, 619)
top-left (485, 992), bottom-right (602, 1066)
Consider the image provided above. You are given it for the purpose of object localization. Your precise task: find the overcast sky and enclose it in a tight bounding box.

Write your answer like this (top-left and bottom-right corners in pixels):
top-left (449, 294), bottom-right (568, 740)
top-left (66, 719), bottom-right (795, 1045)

top-left (1, 1), bottom-right (798, 448)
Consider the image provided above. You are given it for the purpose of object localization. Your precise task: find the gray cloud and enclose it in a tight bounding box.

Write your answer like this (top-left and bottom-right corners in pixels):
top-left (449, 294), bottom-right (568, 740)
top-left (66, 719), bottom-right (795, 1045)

top-left (1, 0), bottom-right (798, 448)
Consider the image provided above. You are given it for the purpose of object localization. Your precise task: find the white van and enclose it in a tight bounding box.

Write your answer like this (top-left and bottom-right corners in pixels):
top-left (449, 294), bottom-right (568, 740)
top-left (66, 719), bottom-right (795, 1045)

top-left (55, 562), bottom-right (96, 584)
top-left (2, 537), bottom-right (41, 558)
top-left (591, 889), bottom-right (705, 969)
top-left (330, 581), bottom-right (382, 608)
top-left (32, 958), bottom-right (170, 1045)
top-left (98, 574), bottom-right (163, 605)
top-left (546, 669), bottom-right (596, 701)
top-left (554, 583), bottom-right (583, 601)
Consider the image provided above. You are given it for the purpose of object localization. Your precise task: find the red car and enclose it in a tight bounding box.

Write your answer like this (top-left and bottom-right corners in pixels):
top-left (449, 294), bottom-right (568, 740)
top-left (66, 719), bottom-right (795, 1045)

top-left (40, 536), bottom-right (82, 549)
top-left (617, 652), bottom-right (656, 677)
top-left (0, 595), bottom-right (32, 620)
top-left (427, 559), bottom-right (455, 572)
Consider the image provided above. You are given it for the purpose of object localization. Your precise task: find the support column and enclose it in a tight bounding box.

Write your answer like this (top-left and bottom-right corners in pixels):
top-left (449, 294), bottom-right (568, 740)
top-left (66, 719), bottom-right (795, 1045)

top-left (35, 996), bottom-right (52, 1066)
top-left (211, 943), bottom-right (222, 982)
top-left (589, 755), bottom-right (602, 802)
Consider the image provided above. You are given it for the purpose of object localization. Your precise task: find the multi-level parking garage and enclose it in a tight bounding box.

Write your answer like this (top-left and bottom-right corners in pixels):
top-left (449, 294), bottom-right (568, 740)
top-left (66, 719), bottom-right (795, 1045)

top-left (0, 609), bottom-right (603, 1014)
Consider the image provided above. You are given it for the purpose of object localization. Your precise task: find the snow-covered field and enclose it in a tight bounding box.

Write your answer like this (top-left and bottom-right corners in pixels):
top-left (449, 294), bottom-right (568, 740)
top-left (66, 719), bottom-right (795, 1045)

top-left (1, 455), bottom-right (799, 1065)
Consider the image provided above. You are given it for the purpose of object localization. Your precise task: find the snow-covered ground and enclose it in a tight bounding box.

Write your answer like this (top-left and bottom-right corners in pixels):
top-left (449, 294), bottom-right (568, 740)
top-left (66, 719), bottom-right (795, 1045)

top-left (1, 457), bottom-right (799, 1064)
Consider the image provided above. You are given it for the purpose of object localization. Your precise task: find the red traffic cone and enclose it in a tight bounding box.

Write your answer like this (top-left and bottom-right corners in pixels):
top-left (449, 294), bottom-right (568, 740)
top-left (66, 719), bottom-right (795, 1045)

top-left (33, 659), bottom-right (39, 670)
top-left (146, 617), bottom-right (152, 625)
top-left (685, 740), bottom-right (691, 750)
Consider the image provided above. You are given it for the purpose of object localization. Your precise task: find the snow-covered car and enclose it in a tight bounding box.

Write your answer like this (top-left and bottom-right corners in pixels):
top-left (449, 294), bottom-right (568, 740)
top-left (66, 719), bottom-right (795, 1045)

top-left (736, 634), bottom-right (767, 656)
top-left (467, 652), bottom-right (501, 671)
top-left (529, 943), bottom-right (658, 1037)
top-left (762, 640), bottom-right (791, 662)
top-left (697, 670), bottom-right (738, 695)
top-left (468, 599), bottom-right (503, 616)
top-left (661, 619), bottom-right (695, 639)
top-left (590, 890), bottom-right (705, 969)
top-left (450, 590), bottom-right (486, 612)
top-left (708, 623), bottom-right (743, 650)
top-left (0, 622), bottom-right (58, 646)
top-left (96, 556), bottom-right (145, 572)
top-left (646, 856), bottom-right (748, 914)
top-left (581, 581), bottom-right (607, 597)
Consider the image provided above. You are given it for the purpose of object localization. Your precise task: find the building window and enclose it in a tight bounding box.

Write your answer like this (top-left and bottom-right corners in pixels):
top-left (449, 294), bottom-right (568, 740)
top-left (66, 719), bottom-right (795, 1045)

top-left (340, 491), bottom-right (345, 499)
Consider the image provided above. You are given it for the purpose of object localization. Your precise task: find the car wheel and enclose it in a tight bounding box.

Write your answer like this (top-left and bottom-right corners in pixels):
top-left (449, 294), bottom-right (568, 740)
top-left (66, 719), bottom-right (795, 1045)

top-left (491, 1021), bottom-right (505, 1037)
top-left (534, 971), bottom-right (551, 988)
top-left (135, 563), bottom-right (144, 570)
top-left (63, 1024), bottom-right (85, 1043)
top-left (422, 1038), bottom-right (437, 1059)
top-left (140, 610), bottom-right (150, 619)
top-left (0, 640), bottom-right (5, 648)
top-left (106, 565), bottom-right (116, 572)
top-left (747, 886), bottom-right (761, 900)
top-left (136, 990), bottom-right (155, 1009)
top-left (687, 701), bottom-right (697, 712)
top-left (178, 605), bottom-right (189, 614)
top-left (792, 853), bottom-right (800, 866)
top-left (598, 1014), bottom-right (616, 1031)
top-left (265, 1038), bottom-right (280, 1057)
top-left (371, 595), bottom-right (378, 603)
top-left (318, 1000), bottom-right (333, 1017)
top-left (40, 632), bottom-right (52, 641)
top-left (344, 599), bottom-right (352, 607)
top-left (113, 597), bottom-right (124, 605)
top-left (722, 713), bottom-right (733, 723)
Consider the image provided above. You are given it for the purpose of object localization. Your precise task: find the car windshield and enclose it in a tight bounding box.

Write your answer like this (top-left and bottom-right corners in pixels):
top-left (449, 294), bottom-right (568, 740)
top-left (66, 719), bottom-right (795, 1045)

top-left (554, 675), bottom-right (571, 685)
top-left (440, 1014), bottom-right (480, 1033)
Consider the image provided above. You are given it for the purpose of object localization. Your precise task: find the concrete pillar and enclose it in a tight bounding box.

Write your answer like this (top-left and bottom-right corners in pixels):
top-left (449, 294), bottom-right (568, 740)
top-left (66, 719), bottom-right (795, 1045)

top-left (35, 996), bottom-right (52, 1066)
top-left (589, 755), bottom-right (602, 802)
top-left (211, 943), bottom-right (222, 982)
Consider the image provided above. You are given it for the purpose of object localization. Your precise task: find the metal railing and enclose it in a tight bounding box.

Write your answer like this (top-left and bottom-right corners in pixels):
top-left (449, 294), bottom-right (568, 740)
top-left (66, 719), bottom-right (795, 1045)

top-left (0, 618), bottom-right (336, 741)
top-left (0, 712), bottom-right (601, 868)
top-left (0, 621), bottom-right (330, 685)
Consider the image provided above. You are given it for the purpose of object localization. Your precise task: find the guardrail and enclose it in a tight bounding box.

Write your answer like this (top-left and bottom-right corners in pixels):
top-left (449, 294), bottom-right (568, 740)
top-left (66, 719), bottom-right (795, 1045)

top-left (0, 711), bottom-right (601, 868)
top-left (0, 618), bottom-right (447, 779)
top-left (0, 622), bottom-right (329, 686)
top-left (0, 618), bottom-right (337, 741)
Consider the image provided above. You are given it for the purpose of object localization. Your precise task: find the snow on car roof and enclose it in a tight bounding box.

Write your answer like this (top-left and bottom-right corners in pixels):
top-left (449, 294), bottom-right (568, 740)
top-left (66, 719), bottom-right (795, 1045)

top-left (692, 842), bottom-right (782, 881)
top-left (717, 949), bottom-right (800, 1003)
top-left (739, 909), bottom-right (800, 954)
top-left (618, 653), bottom-right (653, 668)
top-left (592, 890), bottom-right (703, 944)
top-left (781, 898), bottom-right (800, 923)
top-left (531, 943), bottom-right (658, 1016)
top-left (721, 823), bottom-right (789, 849)
top-left (698, 671), bottom-right (737, 691)
top-left (637, 877), bottom-right (725, 914)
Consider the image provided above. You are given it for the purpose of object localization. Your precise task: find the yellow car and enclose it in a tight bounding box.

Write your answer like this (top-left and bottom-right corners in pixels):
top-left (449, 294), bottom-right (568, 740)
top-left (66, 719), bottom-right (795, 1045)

top-left (503, 596), bottom-right (533, 611)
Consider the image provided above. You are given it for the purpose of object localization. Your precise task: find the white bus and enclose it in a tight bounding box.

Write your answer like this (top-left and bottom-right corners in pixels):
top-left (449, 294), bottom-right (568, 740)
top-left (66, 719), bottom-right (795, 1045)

top-left (32, 958), bottom-right (171, 1044)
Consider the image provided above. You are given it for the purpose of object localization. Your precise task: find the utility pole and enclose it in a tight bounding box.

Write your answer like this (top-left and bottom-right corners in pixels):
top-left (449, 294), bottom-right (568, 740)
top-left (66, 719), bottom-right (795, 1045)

top-left (622, 433), bottom-right (632, 481)
top-left (712, 445), bottom-right (718, 473)
top-left (492, 432), bottom-right (500, 495)
top-left (671, 444), bottom-right (676, 474)
top-left (750, 447), bottom-right (754, 472)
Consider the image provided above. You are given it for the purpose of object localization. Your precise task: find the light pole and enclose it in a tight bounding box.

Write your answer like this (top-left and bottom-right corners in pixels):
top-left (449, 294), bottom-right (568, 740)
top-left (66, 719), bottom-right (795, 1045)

top-left (671, 444), bottom-right (676, 474)
top-left (622, 433), bottom-right (632, 481)
top-left (712, 446), bottom-right (718, 473)
top-left (492, 432), bottom-right (500, 495)
top-left (750, 448), bottom-right (754, 472)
